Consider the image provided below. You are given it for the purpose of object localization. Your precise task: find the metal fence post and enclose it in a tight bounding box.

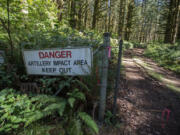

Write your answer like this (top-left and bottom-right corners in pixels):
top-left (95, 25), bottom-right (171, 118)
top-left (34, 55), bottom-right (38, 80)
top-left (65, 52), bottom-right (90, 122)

top-left (113, 38), bottom-right (123, 116)
top-left (98, 33), bottom-right (110, 122)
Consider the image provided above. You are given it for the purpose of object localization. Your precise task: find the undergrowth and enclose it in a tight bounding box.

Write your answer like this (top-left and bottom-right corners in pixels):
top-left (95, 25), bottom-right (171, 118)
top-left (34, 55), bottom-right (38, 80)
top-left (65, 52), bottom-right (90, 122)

top-left (0, 88), bottom-right (98, 135)
top-left (144, 42), bottom-right (180, 74)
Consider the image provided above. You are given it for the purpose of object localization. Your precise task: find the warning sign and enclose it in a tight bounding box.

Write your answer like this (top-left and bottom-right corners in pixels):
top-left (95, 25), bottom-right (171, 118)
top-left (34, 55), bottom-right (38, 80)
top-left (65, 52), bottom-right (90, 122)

top-left (23, 47), bottom-right (92, 76)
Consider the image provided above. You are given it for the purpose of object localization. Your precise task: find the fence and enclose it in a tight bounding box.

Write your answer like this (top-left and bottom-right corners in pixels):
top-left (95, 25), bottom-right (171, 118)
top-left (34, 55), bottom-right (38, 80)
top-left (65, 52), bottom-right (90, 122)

top-left (54, 32), bottom-right (123, 122)
top-left (0, 32), bottom-right (123, 123)
top-left (91, 33), bottom-right (123, 122)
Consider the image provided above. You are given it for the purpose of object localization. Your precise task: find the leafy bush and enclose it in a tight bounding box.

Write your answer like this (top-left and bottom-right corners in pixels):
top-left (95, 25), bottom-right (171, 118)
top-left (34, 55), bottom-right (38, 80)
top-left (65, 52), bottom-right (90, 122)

top-left (0, 89), bottom-right (63, 133)
top-left (0, 64), bottom-right (17, 89)
top-left (133, 42), bottom-right (147, 48)
top-left (0, 88), bottom-right (98, 135)
top-left (123, 41), bottom-right (134, 49)
top-left (122, 41), bottom-right (147, 50)
top-left (104, 111), bottom-right (114, 126)
top-left (144, 42), bottom-right (180, 74)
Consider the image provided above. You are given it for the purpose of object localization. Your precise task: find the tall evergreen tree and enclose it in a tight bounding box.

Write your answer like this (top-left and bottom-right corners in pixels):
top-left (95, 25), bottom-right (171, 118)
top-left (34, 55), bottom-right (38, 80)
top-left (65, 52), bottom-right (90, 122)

top-left (118, 0), bottom-right (126, 36)
top-left (164, 0), bottom-right (180, 44)
top-left (92, 0), bottom-right (100, 29)
top-left (69, 0), bottom-right (76, 28)
top-left (125, 0), bottom-right (135, 41)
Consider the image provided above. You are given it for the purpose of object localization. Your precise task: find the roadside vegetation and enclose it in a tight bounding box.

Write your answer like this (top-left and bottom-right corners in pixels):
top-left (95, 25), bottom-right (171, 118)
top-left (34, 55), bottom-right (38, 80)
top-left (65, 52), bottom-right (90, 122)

top-left (144, 42), bottom-right (180, 74)
top-left (133, 57), bottom-right (180, 93)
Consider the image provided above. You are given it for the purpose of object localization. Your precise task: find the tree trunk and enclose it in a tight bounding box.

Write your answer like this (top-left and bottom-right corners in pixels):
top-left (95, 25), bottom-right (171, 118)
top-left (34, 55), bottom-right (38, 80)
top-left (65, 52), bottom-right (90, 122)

top-left (118, 0), bottom-right (125, 36)
top-left (83, 1), bottom-right (88, 29)
top-left (178, 21), bottom-right (180, 40)
top-left (7, 0), bottom-right (13, 58)
top-left (77, 2), bottom-right (82, 30)
top-left (69, 0), bottom-right (76, 28)
top-left (56, 0), bottom-right (64, 22)
top-left (92, 0), bottom-right (100, 29)
top-left (172, 0), bottom-right (180, 43)
top-left (164, 0), bottom-right (180, 44)
top-left (125, 0), bottom-right (134, 41)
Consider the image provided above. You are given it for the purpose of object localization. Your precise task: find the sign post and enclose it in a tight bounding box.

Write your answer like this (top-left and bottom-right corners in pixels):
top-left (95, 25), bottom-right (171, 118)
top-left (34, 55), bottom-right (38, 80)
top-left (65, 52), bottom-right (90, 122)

top-left (98, 33), bottom-right (110, 122)
top-left (23, 47), bottom-right (92, 76)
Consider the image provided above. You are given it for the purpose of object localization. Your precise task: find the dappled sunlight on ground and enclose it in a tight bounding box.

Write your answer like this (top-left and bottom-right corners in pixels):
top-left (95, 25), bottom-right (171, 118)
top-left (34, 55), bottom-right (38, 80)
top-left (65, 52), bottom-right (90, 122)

top-left (123, 58), bottom-right (144, 80)
top-left (133, 54), bottom-right (180, 90)
top-left (114, 49), bottom-right (180, 135)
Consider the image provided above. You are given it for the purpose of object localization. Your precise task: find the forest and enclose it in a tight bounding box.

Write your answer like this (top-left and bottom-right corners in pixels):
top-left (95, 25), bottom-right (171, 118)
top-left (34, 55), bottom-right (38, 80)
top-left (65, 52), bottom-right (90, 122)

top-left (0, 0), bottom-right (180, 135)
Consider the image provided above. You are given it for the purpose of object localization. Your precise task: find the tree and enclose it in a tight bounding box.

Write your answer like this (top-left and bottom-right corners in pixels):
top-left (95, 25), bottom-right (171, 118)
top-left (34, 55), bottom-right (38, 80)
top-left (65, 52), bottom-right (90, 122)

top-left (92, 0), bottom-right (100, 29)
top-left (125, 0), bottom-right (135, 41)
top-left (69, 0), bottom-right (77, 28)
top-left (178, 22), bottom-right (180, 40)
top-left (0, 0), bottom-right (14, 58)
top-left (164, 0), bottom-right (180, 44)
top-left (118, 0), bottom-right (126, 36)
top-left (55, 0), bottom-right (64, 22)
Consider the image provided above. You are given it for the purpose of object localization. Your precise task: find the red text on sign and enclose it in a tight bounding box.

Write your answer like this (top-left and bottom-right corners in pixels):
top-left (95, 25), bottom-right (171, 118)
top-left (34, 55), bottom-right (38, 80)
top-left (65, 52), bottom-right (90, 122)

top-left (39, 51), bottom-right (72, 59)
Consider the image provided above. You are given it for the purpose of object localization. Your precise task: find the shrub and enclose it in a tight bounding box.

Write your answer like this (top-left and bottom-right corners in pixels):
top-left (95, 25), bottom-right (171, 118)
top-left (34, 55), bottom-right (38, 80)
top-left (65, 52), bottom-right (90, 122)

top-left (144, 42), bottom-right (180, 74)
top-left (0, 88), bottom-right (98, 135)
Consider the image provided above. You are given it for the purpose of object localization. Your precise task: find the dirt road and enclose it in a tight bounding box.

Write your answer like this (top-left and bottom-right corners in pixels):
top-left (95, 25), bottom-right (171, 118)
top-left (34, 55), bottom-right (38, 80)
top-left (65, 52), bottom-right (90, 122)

top-left (115, 49), bottom-right (180, 135)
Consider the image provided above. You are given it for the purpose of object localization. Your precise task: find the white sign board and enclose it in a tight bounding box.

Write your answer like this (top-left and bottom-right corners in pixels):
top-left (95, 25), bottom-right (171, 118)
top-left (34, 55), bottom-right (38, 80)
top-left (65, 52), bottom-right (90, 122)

top-left (23, 47), bottom-right (92, 76)
top-left (0, 51), bottom-right (5, 65)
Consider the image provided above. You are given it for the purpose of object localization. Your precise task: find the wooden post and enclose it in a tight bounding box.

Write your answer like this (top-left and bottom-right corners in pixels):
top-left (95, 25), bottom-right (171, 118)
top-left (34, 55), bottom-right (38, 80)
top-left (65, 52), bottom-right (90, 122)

top-left (113, 38), bottom-right (123, 116)
top-left (98, 33), bottom-right (110, 122)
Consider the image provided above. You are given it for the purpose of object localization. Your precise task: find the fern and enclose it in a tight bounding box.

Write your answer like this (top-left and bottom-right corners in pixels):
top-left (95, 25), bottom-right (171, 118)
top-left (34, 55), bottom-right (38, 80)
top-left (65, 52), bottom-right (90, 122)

top-left (78, 112), bottom-right (99, 134)
top-left (25, 101), bottom-right (66, 127)
top-left (67, 89), bottom-right (86, 101)
top-left (0, 89), bottom-right (68, 133)
top-left (43, 102), bottom-right (66, 112)
top-left (58, 101), bottom-right (66, 116)
top-left (25, 111), bottom-right (44, 127)
top-left (72, 79), bottom-right (90, 92)
top-left (68, 97), bottom-right (76, 108)
top-left (31, 95), bottom-right (61, 104)
top-left (25, 100), bottom-right (67, 127)
top-left (68, 119), bottom-right (83, 135)
top-left (0, 88), bottom-right (99, 134)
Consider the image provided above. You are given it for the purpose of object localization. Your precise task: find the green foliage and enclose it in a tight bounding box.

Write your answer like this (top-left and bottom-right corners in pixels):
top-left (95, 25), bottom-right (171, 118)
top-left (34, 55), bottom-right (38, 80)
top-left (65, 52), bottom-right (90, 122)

top-left (123, 41), bottom-right (134, 49)
top-left (63, 89), bottom-right (99, 135)
top-left (122, 41), bottom-right (147, 50)
top-left (71, 79), bottom-right (90, 92)
top-left (0, 89), bottom-right (28, 133)
top-left (104, 111), bottom-right (114, 126)
top-left (0, 0), bottom-right (58, 56)
top-left (67, 88), bottom-right (86, 101)
top-left (0, 89), bottom-right (65, 133)
top-left (19, 122), bottom-right (65, 135)
top-left (133, 42), bottom-right (147, 49)
top-left (145, 42), bottom-right (180, 74)
top-left (0, 88), bottom-right (98, 135)
top-left (38, 77), bottom-right (58, 94)
top-left (78, 112), bottom-right (99, 134)
top-left (0, 64), bottom-right (17, 89)
top-left (68, 97), bottom-right (76, 108)
top-left (64, 111), bottom-right (99, 135)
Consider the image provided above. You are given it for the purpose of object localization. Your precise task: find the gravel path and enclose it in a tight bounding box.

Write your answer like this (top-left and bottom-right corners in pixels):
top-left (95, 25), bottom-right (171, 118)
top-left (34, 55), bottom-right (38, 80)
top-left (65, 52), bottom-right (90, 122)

top-left (116, 49), bottom-right (180, 135)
